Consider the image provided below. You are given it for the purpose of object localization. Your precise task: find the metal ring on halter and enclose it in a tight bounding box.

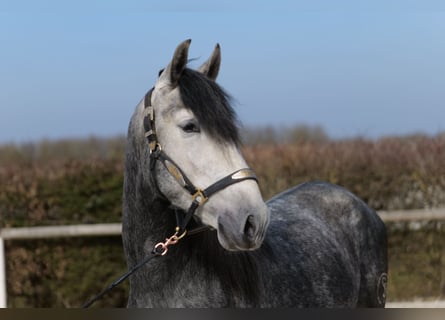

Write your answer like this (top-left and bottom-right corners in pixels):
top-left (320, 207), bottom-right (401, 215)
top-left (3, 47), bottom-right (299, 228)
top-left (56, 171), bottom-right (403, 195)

top-left (191, 189), bottom-right (208, 205)
top-left (149, 142), bottom-right (162, 155)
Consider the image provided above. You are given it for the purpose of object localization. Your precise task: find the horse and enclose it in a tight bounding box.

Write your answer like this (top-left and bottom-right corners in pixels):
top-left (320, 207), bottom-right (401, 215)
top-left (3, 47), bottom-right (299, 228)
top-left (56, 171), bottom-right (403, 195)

top-left (121, 39), bottom-right (388, 307)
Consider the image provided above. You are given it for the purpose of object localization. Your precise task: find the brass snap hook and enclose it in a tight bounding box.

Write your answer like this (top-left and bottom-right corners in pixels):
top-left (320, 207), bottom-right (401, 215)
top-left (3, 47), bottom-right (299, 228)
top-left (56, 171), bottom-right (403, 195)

top-left (153, 228), bottom-right (187, 256)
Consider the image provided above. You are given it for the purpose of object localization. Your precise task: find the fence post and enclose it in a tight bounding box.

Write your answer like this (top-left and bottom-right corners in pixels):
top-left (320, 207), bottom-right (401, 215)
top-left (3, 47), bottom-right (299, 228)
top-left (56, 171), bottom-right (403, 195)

top-left (0, 236), bottom-right (6, 308)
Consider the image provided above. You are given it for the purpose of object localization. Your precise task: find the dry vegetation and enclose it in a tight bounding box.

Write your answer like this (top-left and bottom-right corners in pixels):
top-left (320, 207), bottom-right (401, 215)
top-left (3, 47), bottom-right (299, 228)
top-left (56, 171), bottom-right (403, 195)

top-left (244, 134), bottom-right (445, 209)
top-left (1, 129), bottom-right (445, 306)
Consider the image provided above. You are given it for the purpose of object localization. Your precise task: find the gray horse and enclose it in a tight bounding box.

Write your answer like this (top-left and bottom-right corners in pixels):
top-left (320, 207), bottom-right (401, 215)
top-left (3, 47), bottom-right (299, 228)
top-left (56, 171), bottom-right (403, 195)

top-left (122, 39), bottom-right (388, 307)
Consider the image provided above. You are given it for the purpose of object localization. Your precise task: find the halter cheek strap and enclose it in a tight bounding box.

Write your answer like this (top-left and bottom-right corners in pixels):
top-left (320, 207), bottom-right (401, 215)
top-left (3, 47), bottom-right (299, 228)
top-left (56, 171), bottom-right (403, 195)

top-left (143, 88), bottom-right (258, 234)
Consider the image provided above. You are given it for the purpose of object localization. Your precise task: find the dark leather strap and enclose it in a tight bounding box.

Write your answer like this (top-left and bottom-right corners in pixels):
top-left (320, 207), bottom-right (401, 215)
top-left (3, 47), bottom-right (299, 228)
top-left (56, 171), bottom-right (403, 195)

top-left (143, 88), bottom-right (158, 152)
top-left (174, 168), bottom-right (257, 233)
top-left (154, 151), bottom-right (198, 196)
top-left (202, 168), bottom-right (257, 198)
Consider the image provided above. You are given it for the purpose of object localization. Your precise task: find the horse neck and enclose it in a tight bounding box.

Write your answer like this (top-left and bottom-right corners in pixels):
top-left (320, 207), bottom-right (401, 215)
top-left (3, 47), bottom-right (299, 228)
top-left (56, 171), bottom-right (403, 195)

top-left (122, 131), bottom-right (178, 263)
top-left (135, 172), bottom-right (177, 244)
top-left (123, 114), bottom-right (263, 305)
top-left (123, 157), bottom-right (264, 306)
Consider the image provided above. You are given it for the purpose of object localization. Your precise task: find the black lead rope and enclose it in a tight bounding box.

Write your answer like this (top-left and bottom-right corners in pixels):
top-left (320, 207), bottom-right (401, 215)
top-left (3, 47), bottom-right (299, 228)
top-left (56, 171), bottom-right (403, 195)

top-left (82, 251), bottom-right (161, 308)
top-left (81, 212), bottom-right (208, 308)
top-left (81, 162), bottom-right (256, 307)
top-left (81, 166), bottom-right (257, 307)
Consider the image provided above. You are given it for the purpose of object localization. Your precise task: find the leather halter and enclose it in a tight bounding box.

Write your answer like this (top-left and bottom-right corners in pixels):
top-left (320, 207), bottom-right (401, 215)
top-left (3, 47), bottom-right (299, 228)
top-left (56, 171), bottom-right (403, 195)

top-left (143, 88), bottom-right (258, 235)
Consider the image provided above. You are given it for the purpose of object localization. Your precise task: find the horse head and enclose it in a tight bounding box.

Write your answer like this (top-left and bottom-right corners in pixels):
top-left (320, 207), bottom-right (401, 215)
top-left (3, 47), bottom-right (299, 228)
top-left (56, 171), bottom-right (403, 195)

top-left (147, 39), bottom-right (269, 251)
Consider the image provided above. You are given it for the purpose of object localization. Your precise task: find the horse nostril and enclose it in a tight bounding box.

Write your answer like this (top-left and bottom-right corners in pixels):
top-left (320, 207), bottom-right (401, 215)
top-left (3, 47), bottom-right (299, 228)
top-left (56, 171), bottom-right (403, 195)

top-left (243, 215), bottom-right (257, 240)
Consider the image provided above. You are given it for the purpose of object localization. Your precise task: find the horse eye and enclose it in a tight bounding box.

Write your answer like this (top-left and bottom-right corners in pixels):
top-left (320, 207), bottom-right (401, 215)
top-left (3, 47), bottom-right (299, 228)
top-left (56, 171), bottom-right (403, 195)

top-left (158, 68), bottom-right (165, 77)
top-left (181, 122), bottom-right (200, 133)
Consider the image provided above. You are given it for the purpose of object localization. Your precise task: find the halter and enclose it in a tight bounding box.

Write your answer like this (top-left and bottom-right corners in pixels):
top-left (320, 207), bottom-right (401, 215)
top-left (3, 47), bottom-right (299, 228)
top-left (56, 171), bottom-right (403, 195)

top-left (143, 87), bottom-right (258, 235)
top-left (82, 87), bottom-right (259, 308)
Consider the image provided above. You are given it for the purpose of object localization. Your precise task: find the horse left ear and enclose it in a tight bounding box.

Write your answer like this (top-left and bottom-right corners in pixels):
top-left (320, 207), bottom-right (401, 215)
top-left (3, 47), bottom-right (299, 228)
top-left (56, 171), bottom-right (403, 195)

top-left (198, 43), bottom-right (221, 81)
top-left (166, 39), bottom-right (191, 86)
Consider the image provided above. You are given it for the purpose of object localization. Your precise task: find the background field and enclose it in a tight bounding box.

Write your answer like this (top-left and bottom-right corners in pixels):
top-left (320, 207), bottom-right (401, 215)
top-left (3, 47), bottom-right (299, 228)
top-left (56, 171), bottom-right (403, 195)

top-left (1, 128), bottom-right (445, 307)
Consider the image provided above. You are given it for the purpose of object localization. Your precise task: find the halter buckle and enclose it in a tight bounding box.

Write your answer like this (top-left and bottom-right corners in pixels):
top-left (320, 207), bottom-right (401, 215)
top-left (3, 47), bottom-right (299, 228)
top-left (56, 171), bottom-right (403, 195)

top-left (192, 189), bottom-right (208, 205)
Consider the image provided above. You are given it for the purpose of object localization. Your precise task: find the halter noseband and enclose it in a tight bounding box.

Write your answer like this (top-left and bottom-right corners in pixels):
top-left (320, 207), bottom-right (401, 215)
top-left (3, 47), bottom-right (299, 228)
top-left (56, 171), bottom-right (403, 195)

top-left (143, 88), bottom-right (258, 235)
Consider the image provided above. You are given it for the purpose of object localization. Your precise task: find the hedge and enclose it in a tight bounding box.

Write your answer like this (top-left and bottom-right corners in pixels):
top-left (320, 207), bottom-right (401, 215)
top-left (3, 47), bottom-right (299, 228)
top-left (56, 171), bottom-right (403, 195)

top-left (1, 133), bottom-right (445, 306)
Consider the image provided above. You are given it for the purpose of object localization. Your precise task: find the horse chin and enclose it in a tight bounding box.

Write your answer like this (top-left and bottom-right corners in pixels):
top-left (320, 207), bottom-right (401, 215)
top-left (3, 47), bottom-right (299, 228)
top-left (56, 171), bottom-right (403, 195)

top-left (216, 231), bottom-right (264, 251)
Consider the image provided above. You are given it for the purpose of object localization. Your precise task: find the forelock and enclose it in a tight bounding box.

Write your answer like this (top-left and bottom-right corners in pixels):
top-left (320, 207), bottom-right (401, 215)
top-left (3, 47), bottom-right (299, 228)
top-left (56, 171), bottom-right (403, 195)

top-left (177, 68), bottom-right (240, 145)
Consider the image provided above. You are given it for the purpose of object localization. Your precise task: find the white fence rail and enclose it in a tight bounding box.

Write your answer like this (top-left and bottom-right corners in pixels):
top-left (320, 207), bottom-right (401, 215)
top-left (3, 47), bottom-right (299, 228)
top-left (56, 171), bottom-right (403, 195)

top-left (378, 208), bottom-right (445, 222)
top-left (1, 209), bottom-right (445, 308)
top-left (0, 223), bottom-right (121, 308)
top-left (0, 223), bottom-right (122, 240)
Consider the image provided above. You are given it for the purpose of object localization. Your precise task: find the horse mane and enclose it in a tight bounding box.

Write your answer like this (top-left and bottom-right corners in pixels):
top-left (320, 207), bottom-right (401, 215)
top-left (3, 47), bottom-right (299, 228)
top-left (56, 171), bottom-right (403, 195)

top-left (178, 68), bottom-right (240, 145)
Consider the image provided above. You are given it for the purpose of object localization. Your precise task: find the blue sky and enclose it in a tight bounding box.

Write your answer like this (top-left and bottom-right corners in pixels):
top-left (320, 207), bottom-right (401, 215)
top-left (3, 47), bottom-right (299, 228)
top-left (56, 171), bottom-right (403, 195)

top-left (1, 1), bottom-right (444, 143)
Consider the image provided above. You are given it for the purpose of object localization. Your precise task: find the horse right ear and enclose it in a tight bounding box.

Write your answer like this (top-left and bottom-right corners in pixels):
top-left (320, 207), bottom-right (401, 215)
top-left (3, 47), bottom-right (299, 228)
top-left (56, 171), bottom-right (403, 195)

top-left (198, 43), bottom-right (221, 81)
top-left (166, 39), bottom-right (191, 87)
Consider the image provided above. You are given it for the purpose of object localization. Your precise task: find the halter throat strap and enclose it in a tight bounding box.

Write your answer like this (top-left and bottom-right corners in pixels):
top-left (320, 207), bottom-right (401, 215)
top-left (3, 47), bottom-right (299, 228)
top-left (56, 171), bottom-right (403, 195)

top-left (142, 88), bottom-right (258, 234)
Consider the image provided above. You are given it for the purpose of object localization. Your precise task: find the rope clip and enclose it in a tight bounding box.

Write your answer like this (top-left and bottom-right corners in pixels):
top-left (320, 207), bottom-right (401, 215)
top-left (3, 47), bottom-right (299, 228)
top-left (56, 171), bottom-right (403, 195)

top-left (153, 227), bottom-right (187, 256)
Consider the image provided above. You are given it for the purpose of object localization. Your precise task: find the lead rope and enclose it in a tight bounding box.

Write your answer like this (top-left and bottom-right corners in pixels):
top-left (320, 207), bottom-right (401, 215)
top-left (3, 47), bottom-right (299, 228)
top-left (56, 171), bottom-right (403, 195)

top-left (81, 228), bottom-right (185, 308)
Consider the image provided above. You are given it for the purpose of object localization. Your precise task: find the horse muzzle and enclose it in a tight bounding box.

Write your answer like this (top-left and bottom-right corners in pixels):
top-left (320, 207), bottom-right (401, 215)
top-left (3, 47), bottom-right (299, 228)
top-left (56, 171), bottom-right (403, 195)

top-left (216, 205), bottom-right (270, 251)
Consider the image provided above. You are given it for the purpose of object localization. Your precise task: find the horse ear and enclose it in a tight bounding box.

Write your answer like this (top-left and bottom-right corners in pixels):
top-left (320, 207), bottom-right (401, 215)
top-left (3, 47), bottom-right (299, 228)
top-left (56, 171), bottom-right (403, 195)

top-left (198, 43), bottom-right (221, 81)
top-left (168, 39), bottom-right (191, 86)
